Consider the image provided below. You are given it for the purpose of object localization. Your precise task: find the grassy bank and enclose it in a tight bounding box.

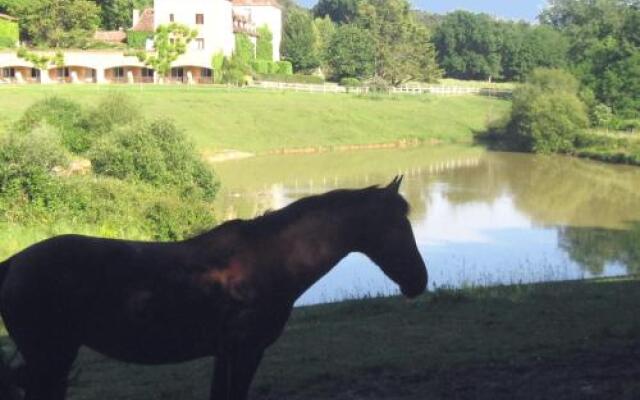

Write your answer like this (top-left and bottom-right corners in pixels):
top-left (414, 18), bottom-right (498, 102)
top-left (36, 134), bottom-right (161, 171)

top-left (574, 130), bottom-right (640, 166)
top-left (1, 277), bottom-right (637, 399)
top-left (0, 85), bottom-right (510, 153)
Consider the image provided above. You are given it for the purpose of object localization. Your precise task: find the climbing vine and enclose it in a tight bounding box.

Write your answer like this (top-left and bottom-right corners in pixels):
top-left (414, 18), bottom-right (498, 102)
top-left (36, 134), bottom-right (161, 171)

top-left (135, 23), bottom-right (197, 78)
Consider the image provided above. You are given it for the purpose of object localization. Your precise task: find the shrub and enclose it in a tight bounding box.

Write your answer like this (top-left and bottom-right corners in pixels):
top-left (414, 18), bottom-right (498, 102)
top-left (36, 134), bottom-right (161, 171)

top-left (88, 118), bottom-right (218, 200)
top-left (221, 55), bottom-right (251, 86)
top-left (0, 127), bottom-right (70, 221)
top-left (16, 97), bottom-right (92, 154)
top-left (86, 93), bottom-right (141, 135)
top-left (505, 68), bottom-right (589, 153)
top-left (275, 61), bottom-right (293, 75)
top-left (144, 199), bottom-right (216, 241)
top-left (126, 30), bottom-right (152, 49)
top-left (256, 73), bottom-right (324, 84)
top-left (250, 59), bottom-right (271, 75)
top-left (340, 77), bottom-right (361, 87)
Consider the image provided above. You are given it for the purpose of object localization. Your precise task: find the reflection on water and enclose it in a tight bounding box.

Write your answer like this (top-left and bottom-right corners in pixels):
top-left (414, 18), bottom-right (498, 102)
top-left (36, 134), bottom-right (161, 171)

top-left (213, 146), bottom-right (640, 305)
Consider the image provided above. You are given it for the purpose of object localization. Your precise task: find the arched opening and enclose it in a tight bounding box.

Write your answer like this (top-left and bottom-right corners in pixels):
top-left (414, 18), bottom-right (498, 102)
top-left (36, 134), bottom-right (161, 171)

top-left (171, 66), bottom-right (213, 84)
top-left (1, 66), bottom-right (40, 83)
top-left (105, 66), bottom-right (154, 84)
top-left (49, 66), bottom-right (96, 83)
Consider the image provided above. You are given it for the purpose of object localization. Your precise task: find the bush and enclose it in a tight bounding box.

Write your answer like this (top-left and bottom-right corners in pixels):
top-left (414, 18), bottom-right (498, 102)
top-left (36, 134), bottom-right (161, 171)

top-left (0, 127), bottom-right (70, 221)
top-left (89, 118), bottom-right (218, 200)
top-left (144, 199), bottom-right (216, 241)
top-left (86, 93), bottom-right (141, 135)
top-left (276, 61), bottom-right (293, 75)
top-left (340, 77), bottom-right (361, 87)
top-left (256, 73), bottom-right (324, 84)
top-left (504, 69), bottom-right (589, 153)
top-left (220, 55), bottom-right (251, 86)
top-left (1, 95), bottom-right (220, 238)
top-left (16, 97), bottom-right (92, 154)
top-left (126, 30), bottom-right (152, 49)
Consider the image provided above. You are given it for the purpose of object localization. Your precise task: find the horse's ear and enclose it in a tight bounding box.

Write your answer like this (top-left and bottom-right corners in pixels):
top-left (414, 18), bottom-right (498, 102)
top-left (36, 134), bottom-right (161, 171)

top-left (386, 175), bottom-right (404, 193)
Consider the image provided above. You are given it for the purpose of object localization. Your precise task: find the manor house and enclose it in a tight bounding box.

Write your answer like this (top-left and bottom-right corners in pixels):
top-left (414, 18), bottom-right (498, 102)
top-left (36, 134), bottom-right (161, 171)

top-left (0, 0), bottom-right (282, 84)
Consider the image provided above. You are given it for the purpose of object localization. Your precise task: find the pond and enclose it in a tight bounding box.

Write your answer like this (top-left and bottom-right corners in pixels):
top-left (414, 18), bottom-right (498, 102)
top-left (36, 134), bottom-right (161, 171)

top-left (213, 146), bottom-right (640, 305)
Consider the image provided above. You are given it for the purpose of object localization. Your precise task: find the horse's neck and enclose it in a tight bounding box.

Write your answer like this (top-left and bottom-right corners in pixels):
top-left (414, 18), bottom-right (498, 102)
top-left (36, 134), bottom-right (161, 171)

top-left (276, 211), bottom-right (355, 298)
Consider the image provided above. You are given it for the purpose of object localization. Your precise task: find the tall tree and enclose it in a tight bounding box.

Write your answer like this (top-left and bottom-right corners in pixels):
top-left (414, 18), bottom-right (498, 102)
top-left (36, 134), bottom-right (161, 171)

top-left (12, 0), bottom-right (100, 47)
top-left (500, 23), bottom-right (568, 81)
top-left (433, 11), bottom-right (502, 81)
top-left (326, 24), bottom-right (374, 79)
top-left (312, 0), bottom-right (361, 24)
top-left (314, 15), bottom-right (335, 71)
top-left (282, 9), bottom-right (320, 72)
top-left (357, 0), bottom-right (440, 85)
top-left (540, 0), bottom-right (640, 117)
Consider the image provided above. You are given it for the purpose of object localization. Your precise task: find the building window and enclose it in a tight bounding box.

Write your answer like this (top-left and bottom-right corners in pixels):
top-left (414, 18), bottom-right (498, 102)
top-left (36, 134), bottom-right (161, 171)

top-left (57, 67), bottom-right (70, 78)
top-left (171, 68), bottom-right (184, 78)
top-left (142, 68), bottom-right (154, 78)
top-left (1, 67), bottom-right (15, 78)
top-left (201, 68), bottom-right (212, 78)
top-left (114, 67), bottom-right (124, 78)
top-left (196, 13), bottom-right (204, 24)
top-left (169, 13), bottom-right (174, 22)
top-left (31, 68), bottom-right (40, 79)
top-left (196, 38), bottom-right (205, 50)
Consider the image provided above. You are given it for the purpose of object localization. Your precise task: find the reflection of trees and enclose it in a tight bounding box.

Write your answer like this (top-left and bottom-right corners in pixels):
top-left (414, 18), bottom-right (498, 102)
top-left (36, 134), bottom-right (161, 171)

top-left (559, 223), bottom-right (640, 275)
top-left (490, 152), bottom-right (640, 229)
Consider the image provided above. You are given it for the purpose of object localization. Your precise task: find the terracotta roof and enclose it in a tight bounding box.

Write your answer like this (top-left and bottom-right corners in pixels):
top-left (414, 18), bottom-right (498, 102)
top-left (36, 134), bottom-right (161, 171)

top-left (132, 8), bottom-right (154, 32)
top-left (0, 13), bottom-right (17, 21)
top-left (232, 0), bottom-right (282, 9)
top-left (94, 30), bottom-right (127, 43)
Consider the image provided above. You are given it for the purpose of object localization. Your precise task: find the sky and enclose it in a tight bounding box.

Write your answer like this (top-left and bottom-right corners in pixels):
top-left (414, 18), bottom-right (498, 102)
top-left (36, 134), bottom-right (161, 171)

top-left (300, 0), bottom-right (548, 22)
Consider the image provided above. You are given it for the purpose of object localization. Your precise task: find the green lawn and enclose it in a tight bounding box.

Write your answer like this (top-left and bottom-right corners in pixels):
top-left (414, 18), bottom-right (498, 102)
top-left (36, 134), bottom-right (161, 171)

top-left (0, 85), bottom-right (510, 153)
top-left (2, 277), bottom-right (637, 399)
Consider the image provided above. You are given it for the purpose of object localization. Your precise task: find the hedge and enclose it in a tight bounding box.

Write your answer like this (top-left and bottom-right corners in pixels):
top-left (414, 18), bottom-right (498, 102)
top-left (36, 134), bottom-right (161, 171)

top-left (256, 73), bottom-right (324, 84)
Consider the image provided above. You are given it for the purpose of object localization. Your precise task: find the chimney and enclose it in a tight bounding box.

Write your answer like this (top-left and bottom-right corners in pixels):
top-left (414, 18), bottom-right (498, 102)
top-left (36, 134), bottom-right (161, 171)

top-left (132, 9), bottom-right (140, 27)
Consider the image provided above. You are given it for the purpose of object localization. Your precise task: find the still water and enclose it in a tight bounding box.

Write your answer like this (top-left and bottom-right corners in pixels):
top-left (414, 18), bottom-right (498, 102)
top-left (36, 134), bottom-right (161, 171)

top-left (213, 146), bottom-right (640, 305)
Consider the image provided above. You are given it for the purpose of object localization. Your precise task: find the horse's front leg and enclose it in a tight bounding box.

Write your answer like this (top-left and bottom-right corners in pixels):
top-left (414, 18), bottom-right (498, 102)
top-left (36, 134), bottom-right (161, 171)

top-left (210, 347), bottom-right (264, 400)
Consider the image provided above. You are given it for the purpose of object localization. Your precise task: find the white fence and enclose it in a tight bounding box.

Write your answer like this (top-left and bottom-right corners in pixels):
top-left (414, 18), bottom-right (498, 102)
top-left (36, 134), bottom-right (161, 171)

top-left (252, 81), bottom-right (511, 97)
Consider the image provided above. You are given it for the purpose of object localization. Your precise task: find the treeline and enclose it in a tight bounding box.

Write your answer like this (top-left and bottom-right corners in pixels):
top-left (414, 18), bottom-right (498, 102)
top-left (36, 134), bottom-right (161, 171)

top-left (282, 0), bottom-right (441, 85)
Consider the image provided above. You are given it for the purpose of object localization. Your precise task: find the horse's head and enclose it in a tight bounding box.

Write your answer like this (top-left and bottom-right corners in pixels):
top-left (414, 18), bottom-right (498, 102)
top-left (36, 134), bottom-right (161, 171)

top-left (355, 176), bottom-right (428, 298)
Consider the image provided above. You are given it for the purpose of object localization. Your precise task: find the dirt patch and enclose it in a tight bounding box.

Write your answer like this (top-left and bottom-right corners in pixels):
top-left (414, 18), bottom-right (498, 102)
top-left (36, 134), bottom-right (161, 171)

top-left (255, 344), bottom-right (640, 400)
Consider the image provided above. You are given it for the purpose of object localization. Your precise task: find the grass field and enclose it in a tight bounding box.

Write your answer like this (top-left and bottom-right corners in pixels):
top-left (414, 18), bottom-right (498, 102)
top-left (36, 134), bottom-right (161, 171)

top-left (0, 85), bottom-right (510, 153)
top-left (1, 276), bottom-right (637, 399)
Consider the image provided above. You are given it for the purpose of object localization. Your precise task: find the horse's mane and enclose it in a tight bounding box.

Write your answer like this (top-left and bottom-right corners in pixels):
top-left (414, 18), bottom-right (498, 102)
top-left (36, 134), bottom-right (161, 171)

top-left (193, 185), bottom-right (409, 242)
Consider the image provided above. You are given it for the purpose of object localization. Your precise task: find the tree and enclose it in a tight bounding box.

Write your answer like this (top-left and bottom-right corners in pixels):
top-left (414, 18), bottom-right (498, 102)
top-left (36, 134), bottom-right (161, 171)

top-left (136, 23), bottom-right (197, 80)
top-left (282, 9), bottom-right (320, 72)
top-left (312, 0), bottom-right (361, 24)
top-left (314, 15), bottom-right (335, 71)
top-left (256, 25), bottom-right (273, 61)
top-left (12, 0), bottom-right (100, 48)
top-left (326, 24), bottom-right (374, 79)
top-left (433, 11), bottom-right (502, 81)
top-left (357, 0), bottom-right (441, 85)
top-left (540, 0), bottom-right (640, 117)
top-left (500, 23), bottom-right (568, 81)
top-left (505, 68), bottom-right (589, 153)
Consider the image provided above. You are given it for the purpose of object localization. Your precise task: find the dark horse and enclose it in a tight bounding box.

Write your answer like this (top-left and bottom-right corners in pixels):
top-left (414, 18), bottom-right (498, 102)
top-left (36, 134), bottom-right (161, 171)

top-left (0, 176), bottom-right (427, 400)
